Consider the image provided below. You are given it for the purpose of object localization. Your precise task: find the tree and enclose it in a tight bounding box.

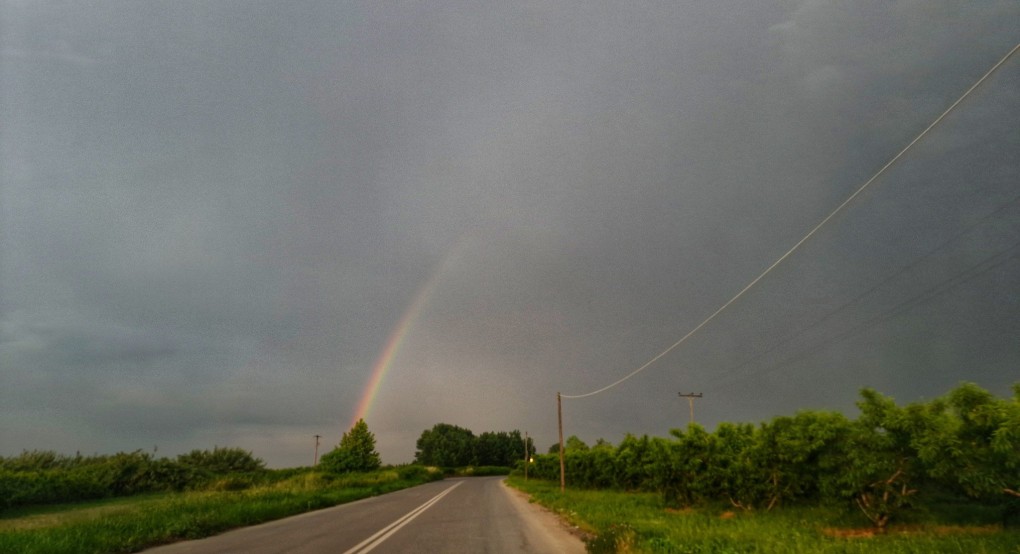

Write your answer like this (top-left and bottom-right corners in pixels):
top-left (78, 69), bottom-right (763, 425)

top-left (546, 436), bottom-right (589, 467)
top-left (475, 430), bottom-right (530, 467)
top-left (753, 410), bottom-right (851, 510)
top-left (512, 430), bottom-right (536, 463)
top-left (565, 435), bottom-right (590, 452)
top-left (176, 447), bottom-right (265, 473)
top-left (996, 384), bottom-right (1020, 500)
top-left (615, 434), bottom-right (653, 490)
top-left (319, 419), bottom-right (381, 473)
top-left (831, 389), bottom-right (936, 531)
top-left (414, 423), bottom-right (476, 467)
top-left (930, 383), bottom-right (1020, 502)
top-left (652, 424), bottom-right (720, 508)
top-left (713, 422), bottom-right (766, 511)
top-left (475, 432), bottom-right (502, 466)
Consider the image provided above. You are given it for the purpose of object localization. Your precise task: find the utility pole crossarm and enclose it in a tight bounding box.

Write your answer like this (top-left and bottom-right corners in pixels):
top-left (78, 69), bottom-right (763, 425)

top-left (678, 392), bottom-right (703, 425)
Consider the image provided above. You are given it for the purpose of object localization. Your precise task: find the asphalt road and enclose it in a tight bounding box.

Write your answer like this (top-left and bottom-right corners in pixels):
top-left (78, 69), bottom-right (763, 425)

top-left (143, 476), bottom-right (585, 553)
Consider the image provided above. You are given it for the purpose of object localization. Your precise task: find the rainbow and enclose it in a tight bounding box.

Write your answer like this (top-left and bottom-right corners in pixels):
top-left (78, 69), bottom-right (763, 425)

top-left (349, 240), bottom-right (467, 428)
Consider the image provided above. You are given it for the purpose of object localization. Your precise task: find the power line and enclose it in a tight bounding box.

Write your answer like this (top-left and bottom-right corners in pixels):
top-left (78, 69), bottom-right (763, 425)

top-left (561, 41), bottom-right (1020, 400)
top-left (711, 240), bottom-right (1020, 388)
top-left (707, 194), bottom-right (1020, 387)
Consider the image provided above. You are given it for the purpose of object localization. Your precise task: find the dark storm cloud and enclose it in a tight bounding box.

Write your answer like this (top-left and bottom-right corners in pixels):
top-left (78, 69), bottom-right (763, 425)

top-left (2, 1), bottom-right (1018, 465)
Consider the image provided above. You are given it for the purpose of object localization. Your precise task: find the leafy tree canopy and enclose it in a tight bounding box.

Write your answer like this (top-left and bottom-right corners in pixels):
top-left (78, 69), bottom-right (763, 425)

top-left (319, 419), bottom-right (382, 473)
top-left (415, 423), bottom-right (476, 467)
top-left (414, 424), bottom-right (532, 467)
top-left (566, 435), bottom-right (590, 452)
top-left (177, 447), bottom-right (265, 473)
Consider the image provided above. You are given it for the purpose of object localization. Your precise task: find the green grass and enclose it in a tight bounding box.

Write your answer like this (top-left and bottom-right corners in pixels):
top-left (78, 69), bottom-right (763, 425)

top-left (0, 468), bottom-right (442, 554)
top-left (506, 477), bottom-right (1020, 553)
top-left (0, 494), bottom-right (174, 532)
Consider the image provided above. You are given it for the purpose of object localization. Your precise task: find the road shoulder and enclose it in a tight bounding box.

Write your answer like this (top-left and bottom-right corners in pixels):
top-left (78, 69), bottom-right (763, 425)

top-left (500, 479), bottom-right (588, 553)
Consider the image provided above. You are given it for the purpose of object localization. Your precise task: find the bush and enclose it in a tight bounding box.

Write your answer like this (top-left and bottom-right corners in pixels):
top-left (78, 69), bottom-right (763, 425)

top-left (454, 466), bottom-right (511, 477)
top-left (521, 383), bottom-right (1019, 531)
top-left (206, 475), bottom-right (256, 491)
top-left (0, 447), bottom-right (269, 509)
top-left (0, 450), bottom-right (78, 472)
top-left (319, 419), bottom-right (382, 474)
top-left (585, 523), bottom-right (636, 554)
top-left (395, 464), bottom-right (443, 482)
top-left (176, 447), bottom-right (265, 474)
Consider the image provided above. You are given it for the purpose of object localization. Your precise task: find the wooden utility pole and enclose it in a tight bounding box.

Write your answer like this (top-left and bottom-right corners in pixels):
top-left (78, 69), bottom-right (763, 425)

top-left (313, 434), bottom-right (321, 466)
top-left (524, 431), bottom-right (529, 481)
top-left (678, 393), bottom-right (703, 425)
top-left (557, 392), bottom-right (565, 492)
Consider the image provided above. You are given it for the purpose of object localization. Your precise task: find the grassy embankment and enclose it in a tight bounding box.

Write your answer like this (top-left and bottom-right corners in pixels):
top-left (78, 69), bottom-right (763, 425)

top-left (0, 467), bottom-right (441, 554)
top-left (507, 476), bottom-right (1020, 553)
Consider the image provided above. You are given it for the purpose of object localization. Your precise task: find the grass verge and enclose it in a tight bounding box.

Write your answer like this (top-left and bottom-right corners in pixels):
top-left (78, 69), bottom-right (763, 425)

top-left (0, 467), bottom-right (442, 554)
top-left (506, 477), bottom-right (1020, 553)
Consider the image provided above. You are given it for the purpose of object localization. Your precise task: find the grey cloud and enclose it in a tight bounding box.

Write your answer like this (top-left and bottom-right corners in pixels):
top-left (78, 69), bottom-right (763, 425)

top-left (2, 0), bottom-right (1017, 466)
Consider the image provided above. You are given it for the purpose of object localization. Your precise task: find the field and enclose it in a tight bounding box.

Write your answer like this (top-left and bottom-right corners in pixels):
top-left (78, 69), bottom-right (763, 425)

top-left (507, 476), bottom-right (1020, 553)
top-left (0, 468), bottom-right (440, 554)
top-left (4, 383), bottom-right (1016, 553)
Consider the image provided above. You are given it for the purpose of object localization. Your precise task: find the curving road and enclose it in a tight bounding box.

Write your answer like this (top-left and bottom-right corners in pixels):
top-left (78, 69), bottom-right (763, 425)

top-left (144, 476), bottom-right (585, 553)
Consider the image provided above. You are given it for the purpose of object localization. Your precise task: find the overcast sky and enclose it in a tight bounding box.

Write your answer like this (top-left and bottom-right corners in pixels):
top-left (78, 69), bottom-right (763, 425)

top-left (2, 1), bottom-right (1018, 467)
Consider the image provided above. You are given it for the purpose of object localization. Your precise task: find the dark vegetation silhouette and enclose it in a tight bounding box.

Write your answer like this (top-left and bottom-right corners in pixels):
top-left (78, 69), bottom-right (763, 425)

top-left (414, 423), bottom-right (535, 468)
top-left (524, 382), bottom-right (1020, 530)
top-left (318, 418), bottom-right (382, 473)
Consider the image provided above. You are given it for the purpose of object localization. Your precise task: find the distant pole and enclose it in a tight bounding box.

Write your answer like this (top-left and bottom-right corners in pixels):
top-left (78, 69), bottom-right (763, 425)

top-left (678, 393), bottom-right (703, 425)
top-left (558, 392), bottom-right (565, 492)
top-left (524, 431), bottom-right (529, 481)
top-left (313, 434), bottom-right (321, 466)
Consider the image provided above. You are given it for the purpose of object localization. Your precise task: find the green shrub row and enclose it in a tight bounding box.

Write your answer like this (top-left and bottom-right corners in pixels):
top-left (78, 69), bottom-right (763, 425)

top-left (521, 382), bottom-right (1020, 530)
top-left (0, 447), bottom-right (266, 510)
top-left (0, 467), bottom-right (447, 554)
top-left (414, 424), bottom-right (535, 468)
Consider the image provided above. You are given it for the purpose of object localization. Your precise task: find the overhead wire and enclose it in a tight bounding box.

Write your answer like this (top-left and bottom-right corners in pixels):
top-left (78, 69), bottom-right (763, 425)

top-left (562, 41), bottom-right (1020, 400)
top-left (709, 239), bottom-right (1020, 388)
top-left (706, 193), bottom-right (1020, 388)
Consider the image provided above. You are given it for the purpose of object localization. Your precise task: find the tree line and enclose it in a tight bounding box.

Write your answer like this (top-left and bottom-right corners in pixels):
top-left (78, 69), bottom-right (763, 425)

top-left (0, 447), bottom-right (267, 509)
top-left (9, 382), bottom-right (1014, 531)
top-left (414, 423), bottom-right (536, 468)
top-left (1, 417), bottom-right (529, 510)
top-left (525, 382), bottom-right (1020, 530)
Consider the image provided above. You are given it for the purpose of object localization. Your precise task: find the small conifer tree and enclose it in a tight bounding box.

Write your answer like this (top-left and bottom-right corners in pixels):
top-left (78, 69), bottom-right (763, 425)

top-left (319, 418), bottom-right (382, 473)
